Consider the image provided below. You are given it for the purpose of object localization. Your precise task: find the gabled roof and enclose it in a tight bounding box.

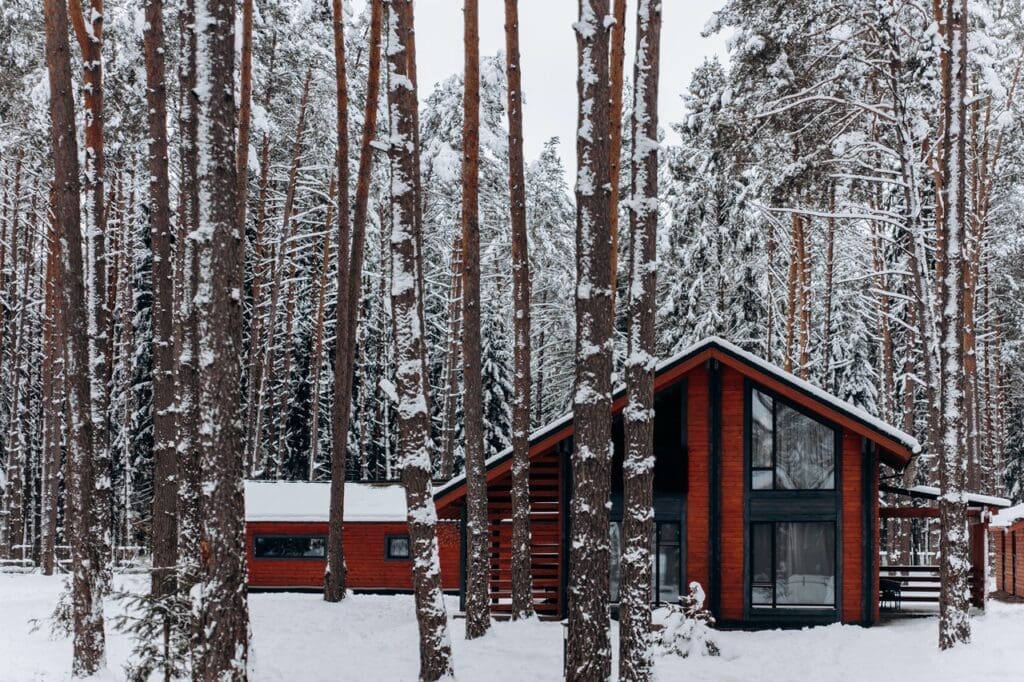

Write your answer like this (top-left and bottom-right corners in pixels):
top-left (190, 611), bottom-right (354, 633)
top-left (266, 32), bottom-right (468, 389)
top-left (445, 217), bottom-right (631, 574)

top-left (880, 483), bottom-right (1012, 509)
top-left (245, 480), bottom-right (407, 523)
top-left (992, 502), bottom-right (1024, 528)
top-left (434, 336), bottom-right (921, 511)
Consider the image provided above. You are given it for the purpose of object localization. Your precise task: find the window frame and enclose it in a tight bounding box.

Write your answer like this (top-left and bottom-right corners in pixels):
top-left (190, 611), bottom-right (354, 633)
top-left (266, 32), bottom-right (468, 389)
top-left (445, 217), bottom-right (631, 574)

top-left (386, 534), bottom-right (412, 561)
top-left (608, 519), bottom-right (684, 606)
top-left (748, 520), bottom-right (837, 610)
top-left (252, 534), bottom-right (327, 561)
top-left (748, 386), bottom-right (838, 492)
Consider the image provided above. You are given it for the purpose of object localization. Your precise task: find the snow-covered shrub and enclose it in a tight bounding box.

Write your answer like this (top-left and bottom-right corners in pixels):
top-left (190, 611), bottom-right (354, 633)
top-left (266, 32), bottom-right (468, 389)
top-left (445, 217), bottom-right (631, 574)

top-left (653, 581), bottom-right (720, 658)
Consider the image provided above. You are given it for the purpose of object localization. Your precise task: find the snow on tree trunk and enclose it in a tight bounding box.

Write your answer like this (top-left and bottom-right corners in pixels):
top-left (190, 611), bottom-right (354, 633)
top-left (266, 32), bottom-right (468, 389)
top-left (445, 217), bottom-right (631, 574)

top-left (504, 0), bottom-right (535, 622)
top-left (461, 0), bottom-right (492, 641)
top-left (191, 0), bottom-right (250, 676)
top-left (326, 0), bottom-right (354, 605)
top-left (619, 2), bottom-right (661, 680)
top-left (384, 1), bottom-right (455, 679)
top-left (936, 0), bottom-right (971, 650)
top-left (143, 0), bottom-right (179, 603)
top-left (42, 0), bottom-right (106, 671)
top-left (568, 1), bottom-right (614, 679)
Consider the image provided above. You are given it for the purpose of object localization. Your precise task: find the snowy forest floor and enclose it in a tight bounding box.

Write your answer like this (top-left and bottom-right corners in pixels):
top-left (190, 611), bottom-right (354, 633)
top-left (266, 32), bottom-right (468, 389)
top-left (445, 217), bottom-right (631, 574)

top-left (1, 573), bottom-right (1022, 681)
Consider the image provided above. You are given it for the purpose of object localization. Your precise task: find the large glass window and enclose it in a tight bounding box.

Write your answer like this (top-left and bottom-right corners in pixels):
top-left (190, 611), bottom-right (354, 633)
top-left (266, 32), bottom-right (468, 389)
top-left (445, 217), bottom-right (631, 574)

top-left (253, 535), bottom-right (326, 559)
top-left (751, 389), bottom-right (836, 490)
top-left (750, 522), bottom-right (835, 609)
top-left (609, 521), bottom-right (681, 604)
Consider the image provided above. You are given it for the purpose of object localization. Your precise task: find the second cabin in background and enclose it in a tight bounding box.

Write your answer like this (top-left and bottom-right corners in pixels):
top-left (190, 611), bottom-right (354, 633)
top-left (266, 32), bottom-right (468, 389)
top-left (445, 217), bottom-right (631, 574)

top-left (244, 481), bottom-right (461, 592)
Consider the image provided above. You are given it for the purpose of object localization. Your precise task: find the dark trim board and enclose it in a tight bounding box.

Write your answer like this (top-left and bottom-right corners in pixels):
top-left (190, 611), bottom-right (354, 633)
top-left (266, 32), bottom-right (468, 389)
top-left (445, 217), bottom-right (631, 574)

top-left (862, 438), bottom-right (877, 624)
top-left (559, 438), bottom-right (572, 620)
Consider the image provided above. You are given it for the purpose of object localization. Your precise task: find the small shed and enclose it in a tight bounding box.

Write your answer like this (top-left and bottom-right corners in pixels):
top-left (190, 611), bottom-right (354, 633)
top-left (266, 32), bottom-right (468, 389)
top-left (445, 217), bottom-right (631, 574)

top-left (244, 480), bottom-right (461, 592)
top-left (991, 503), bottom-right (1024, 598)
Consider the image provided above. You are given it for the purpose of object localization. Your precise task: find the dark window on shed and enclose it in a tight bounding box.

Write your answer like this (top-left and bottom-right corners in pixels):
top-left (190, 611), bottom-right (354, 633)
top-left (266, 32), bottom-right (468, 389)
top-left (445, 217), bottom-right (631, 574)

top-left (387, 535), bottom-right (411, 560)
top-left (253, 535), bottom-right (326, 559)
top-left (611, 386), bottom-right (686, 494)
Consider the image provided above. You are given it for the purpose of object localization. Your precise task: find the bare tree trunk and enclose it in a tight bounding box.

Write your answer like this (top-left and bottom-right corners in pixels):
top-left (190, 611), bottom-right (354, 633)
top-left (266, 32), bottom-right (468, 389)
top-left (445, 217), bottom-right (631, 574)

top-left (143, 0), bottom-right (178, 602)
top-left (822, 185), bottom-right (836, 390)
top-left (607, 0), bottom-right (627, 296)
top-left (235, 0), bottom-right (255, 234)
top-left (41, 209), bottom-right (61, 576)
top-left (784, 213), bottom-right (799, 373)
top-left (68, 0), bottom-right (113, 592)
top-left (568, 2), bottom-right (614, 679)
top-left (461, 0), bottom-right (491, 641)
top-left (325, 0), bottom-right (354, 604)
top-left (504, 0), bottom-right (534, 622)
top-left (384, 3), bottom-right (454, 678)
top-left (308, 178), bottom-right (336, 481)
top-left (191, 0), bottom-right (250, 676)
top-left (43, 0), bottom-right (106, 670)
top-left (619, 2), bottom-right (660, 679)
top-left (439, 231), bottom-right (463, 481)
top-left (796, 214), bottom-right (811, 380)
top-left (936, 0), bottom-right (971, 650)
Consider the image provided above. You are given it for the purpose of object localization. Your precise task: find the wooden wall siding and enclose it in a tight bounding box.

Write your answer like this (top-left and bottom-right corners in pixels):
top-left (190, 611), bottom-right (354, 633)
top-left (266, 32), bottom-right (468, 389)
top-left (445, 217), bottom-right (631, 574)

top-left (871, 455), bottom-right (880, 623)
top-left (246, 520), bottom-right (461, 590)
top-left (990, 524), bottom-right (1024, 599)
top-left (841, 430), bottom-right (863, 622)
top-left (686, 366), bottom-right (710, 594)
top-left (486, 447), bottom-right (563, 617)
top-left (719, 366), bottom-right (746, 621)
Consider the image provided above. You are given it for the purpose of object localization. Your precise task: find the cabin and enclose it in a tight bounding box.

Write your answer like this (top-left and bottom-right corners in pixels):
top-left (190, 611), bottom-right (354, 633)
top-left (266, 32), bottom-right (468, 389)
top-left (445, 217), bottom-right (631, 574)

top-left (434, 336), bottom-right (930, 627)
top-left (244, 480), bottom-right (461, 592)
top-left (991, 503), bottom-right (1024, 599)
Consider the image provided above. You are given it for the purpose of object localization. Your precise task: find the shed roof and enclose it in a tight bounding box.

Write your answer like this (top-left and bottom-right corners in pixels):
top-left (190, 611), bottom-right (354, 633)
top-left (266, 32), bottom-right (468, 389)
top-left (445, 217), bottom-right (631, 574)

top-left (244, 480), bottom-right (407, 523)
top-left (992, 502), bottom-right (1024, 528)
top-left (434, 336), bottom-right (921, 511)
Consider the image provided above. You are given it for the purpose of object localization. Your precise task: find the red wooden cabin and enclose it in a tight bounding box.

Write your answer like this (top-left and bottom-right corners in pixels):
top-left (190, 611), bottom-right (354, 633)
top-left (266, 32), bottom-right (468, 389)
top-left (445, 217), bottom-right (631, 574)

top-left (434, 337), bottom-right (924, 627)
top-left (245, 481), bottom-right (461, 591)
top-left (991, 504), bottom-right (1024, 598)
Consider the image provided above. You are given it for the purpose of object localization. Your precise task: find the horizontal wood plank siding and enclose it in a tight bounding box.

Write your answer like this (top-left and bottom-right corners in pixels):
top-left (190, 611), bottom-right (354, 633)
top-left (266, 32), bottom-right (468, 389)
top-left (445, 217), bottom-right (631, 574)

top-left (246, 520), bottom-right (461, 590)
top-left (841, 430), bottom-right (863, 622)
top-left (686, 366), bottom-right (710, 595)
top-left (719, 366), bottom-right (745, 621)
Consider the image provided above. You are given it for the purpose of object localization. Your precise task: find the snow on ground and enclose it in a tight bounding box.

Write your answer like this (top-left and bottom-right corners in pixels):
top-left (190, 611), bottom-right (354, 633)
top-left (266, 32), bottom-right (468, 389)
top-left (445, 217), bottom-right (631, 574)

top-left (1, 573), bottom-right (1022, 681)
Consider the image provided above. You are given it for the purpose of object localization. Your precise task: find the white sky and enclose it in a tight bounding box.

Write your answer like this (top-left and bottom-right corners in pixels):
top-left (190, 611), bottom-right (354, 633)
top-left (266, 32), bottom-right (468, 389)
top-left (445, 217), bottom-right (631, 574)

top-left (353, 1), bottom-right (730, 176)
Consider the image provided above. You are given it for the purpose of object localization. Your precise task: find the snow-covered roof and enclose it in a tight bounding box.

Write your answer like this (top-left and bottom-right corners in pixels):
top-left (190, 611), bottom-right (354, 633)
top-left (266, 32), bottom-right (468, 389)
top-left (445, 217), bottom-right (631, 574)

top-left (992, 502), bottom-right (1024, 528)
top-left (903, 485), bottom-right (1012, 509)
top-left (244, 480), bottom-right (407, 523)
top-left (435, 336), bottom-right (921, 505)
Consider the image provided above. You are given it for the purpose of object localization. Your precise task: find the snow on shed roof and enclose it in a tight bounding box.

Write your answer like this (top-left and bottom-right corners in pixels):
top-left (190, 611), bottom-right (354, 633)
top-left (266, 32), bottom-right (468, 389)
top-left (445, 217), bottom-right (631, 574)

top-left (435, 336), bottom-right (921, 505)
top-left (992, 502), bottom-right (1024, 528)
top-left (244, 480), bottom-right (407, 523)
top-left (906, 485), bottom-right (1012, 509)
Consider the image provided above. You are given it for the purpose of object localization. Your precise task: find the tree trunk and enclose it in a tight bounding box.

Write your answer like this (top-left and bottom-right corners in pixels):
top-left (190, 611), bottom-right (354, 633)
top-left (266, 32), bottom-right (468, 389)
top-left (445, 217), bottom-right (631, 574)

top-left (235, 0), bottom-right (255, 234)
top-left (41, 207), bottom-right (62, 576)
top-left (461, 0), bottom-right (491, 641)
top-left (143, 0), bottom-right (178, 602)
top-left (43, 0), bottom-right (106, 670)
top-left (439, 231), bottom-right (463, 481)
top-left (308, 178), bottom-right (336, 481)
top-left (191, 0), bottom-right (250, 675)
top-left (619, 2), bottom-right (660, 679)
top-left (607, 0), bottom-right (627, 297)
top-left (325, 0), bottom-right (354, 604)
top-left (503, 0), bottom-right (534, 622)
top-left (936, 0), bottom-right (971, 650)
top-left (568, 2), bottom-right (614, 679)
top-left (384, 2), bottom-right (454, 678)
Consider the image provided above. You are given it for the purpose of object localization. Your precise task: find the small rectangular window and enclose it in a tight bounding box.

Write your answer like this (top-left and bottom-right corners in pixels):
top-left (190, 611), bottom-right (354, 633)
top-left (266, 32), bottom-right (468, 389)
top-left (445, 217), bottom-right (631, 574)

top-left (387, 535), bottom-right (411, 559)
top-left (253, 536), bottom-right (326, 559)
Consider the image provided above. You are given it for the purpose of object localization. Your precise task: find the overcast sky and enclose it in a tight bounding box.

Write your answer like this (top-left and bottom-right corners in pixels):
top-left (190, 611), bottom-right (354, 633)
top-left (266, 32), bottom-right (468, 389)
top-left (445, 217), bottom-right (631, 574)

top-left (353, 1), bottom-right (730, 177)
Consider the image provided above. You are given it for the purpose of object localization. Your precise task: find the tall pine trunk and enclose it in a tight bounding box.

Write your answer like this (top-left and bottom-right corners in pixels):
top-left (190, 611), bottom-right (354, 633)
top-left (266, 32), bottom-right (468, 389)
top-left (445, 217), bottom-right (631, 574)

top-left (192, 0), bottom-right (250, 676)
top-left (43, 0), bottom-right (106, 670)
top-left (461, 0), bottom-right (491, 641)
top-left (384, 2), bottom-right (454, 678)
top-left (503, 0), bottom-right (534, 621)
top-left (143, 0), bottom-right (178, 602)
top-left (568, 2), bottom-right (614, 679)
top-left (619, 2), bottom-right (660, 679)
